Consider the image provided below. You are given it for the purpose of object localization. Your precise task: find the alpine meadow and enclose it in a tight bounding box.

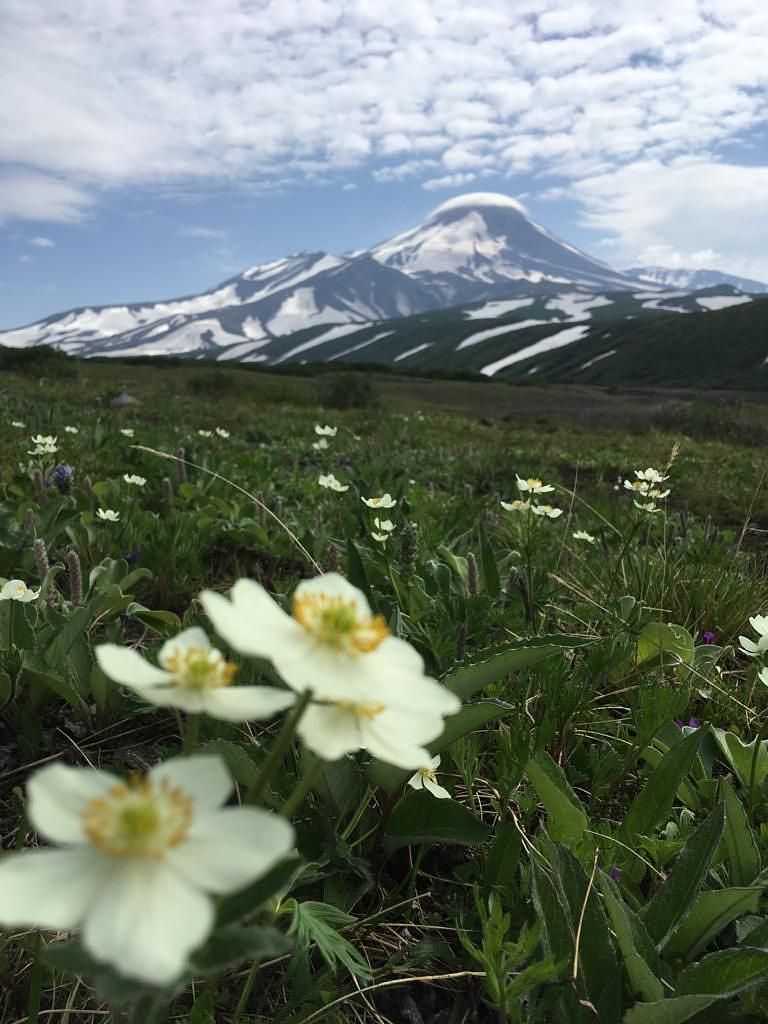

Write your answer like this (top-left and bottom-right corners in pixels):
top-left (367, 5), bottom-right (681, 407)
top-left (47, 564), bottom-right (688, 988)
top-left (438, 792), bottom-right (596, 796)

top-left (4, 3), bottom-right (768, 1023)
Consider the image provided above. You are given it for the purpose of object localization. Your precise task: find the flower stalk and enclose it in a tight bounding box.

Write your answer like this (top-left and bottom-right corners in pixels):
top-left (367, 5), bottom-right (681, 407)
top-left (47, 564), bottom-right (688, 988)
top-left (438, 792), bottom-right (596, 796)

top-left (246, 688), bottom-right (313, 805)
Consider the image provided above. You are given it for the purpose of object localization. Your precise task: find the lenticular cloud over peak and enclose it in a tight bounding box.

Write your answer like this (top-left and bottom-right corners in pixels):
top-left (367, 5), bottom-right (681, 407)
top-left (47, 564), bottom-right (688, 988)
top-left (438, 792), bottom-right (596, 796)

top-left (429, 193), bottom-right (530, 217)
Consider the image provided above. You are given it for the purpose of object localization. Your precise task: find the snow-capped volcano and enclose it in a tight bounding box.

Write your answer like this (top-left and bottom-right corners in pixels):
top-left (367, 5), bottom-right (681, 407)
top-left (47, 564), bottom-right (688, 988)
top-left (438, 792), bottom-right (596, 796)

top-left (370, 192), bottom-right (644, 302)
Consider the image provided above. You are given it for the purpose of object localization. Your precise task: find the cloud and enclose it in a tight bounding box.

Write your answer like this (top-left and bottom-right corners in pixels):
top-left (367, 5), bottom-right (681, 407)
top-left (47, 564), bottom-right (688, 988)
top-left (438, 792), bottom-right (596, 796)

top-left (0, 172), bottom-right (91, 224)
top-left (422, 172), bottom-right (477, 191)
top-left (19, 254), bottom-right (32, 263)
top-left (179, 226), bottom-right (229, 239)
top-left (29, 236), bottom-right (55, 247)
top-left (573, 158), bottom-right (768, 280)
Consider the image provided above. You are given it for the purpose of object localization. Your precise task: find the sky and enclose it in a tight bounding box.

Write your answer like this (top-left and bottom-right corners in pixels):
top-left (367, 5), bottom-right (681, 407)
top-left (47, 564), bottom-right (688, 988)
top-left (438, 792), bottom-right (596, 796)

top-left (2, 0), bottom-right (768, 329)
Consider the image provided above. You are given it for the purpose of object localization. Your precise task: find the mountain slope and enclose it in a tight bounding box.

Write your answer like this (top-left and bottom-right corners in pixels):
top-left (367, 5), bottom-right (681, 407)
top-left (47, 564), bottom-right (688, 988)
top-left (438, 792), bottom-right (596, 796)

top-left (627, 266), bottom-right (768, 294)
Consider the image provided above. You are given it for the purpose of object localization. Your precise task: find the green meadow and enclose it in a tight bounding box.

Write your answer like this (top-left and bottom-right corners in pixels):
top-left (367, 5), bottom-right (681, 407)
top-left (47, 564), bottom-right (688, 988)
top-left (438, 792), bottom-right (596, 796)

top-left (3, 356), bottom-right (768, 1023)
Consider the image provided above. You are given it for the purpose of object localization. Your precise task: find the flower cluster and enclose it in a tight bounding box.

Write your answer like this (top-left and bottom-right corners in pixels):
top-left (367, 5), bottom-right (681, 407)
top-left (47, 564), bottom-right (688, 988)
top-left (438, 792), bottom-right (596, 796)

top-left (318, 472), bottom-right (349, 492)
top-left (624, 467), bottom-right (670, 513)
top-left (28, 433), bottom-right (58, 456)
top-left (500, 476), bottom-right (562, 518)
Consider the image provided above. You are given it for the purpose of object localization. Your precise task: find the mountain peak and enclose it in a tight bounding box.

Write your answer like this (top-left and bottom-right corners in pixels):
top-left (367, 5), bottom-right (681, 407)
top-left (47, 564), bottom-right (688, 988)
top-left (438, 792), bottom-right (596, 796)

top-left (429, 192), bottom-right (529, 218)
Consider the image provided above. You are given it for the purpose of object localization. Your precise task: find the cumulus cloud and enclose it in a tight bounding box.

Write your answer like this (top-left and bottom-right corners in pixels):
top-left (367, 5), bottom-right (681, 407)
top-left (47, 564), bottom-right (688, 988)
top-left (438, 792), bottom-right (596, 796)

top-left (1, 0), bottom-right (767, 277)
top-left (179, 226), bottom-right (229, 239)
top-left (29, 236), bottom-right (55, 247)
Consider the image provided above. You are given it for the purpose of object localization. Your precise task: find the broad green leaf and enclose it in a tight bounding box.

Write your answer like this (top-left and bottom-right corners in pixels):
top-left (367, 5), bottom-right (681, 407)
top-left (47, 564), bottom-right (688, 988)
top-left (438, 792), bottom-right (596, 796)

top-left (641, 802), bottom-right (726, 948)
top-left (191, 925), bottom-right (290, 972)
top-left (676, 947), bottom-right (768, 996)
top-left (345, 538), bottom-right (370, 595)
top-left (201, 739), bottom-right (259, 788)
top-left (386, 789), bottom-right (490, 848)
top-left (443, 634), bottom-right (595, 701)
top-left (125, 602), bottom-right (181, 637)
top-left (720, 779), bottom-right (760, 886)
top-left (623, 995), bottom-right (716, 1024)
top-left (216, 856), bottom-right (303, 927)
top-left (526, 750), bottom-right (589, 846)
top-left (664, 887), bottom-right (762, 961)
top-left (598, 873), bottom-right (664, 1002)
top-left (636, 621), bottom-right (694, 668)
top-left (484, 822), bottom-right (521, 892)
top-left (618, 729), bottom-right (704, 848)
top-left (712, 728), bottom-right (768, 792)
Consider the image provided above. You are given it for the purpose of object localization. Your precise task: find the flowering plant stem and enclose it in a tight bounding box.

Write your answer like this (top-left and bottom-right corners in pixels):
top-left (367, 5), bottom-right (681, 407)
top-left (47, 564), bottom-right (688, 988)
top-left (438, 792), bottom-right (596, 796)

top-left (246, 689), bottom-right (313, 805)
top-left (280, 756), bottom-right (322, 818)
top-left (231, 958), bottom-right (262, 1024)
top-left (25, 931), bottom-right (42, 1024)
top-left (182, 712), bottom-right (200, 754)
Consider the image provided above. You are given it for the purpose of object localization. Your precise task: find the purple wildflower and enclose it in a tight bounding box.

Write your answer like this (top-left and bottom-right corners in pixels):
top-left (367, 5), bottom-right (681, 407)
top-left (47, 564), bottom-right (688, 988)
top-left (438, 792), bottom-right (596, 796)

top-left (701, 631), bottom-right (716, 644)
top-left (609, 867), bottom-right (621, 881)
top-left (123, 545), bottom-right (141, 564)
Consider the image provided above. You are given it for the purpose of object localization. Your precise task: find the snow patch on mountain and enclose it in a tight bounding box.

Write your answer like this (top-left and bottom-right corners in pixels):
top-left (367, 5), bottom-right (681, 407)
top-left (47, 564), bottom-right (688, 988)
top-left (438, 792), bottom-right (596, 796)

top-left (457, 320), bottom-right (548, 351)
top-left (480, 324), bottom-right (590, 377)
top-left (464, 298), bottom-right (534, 319)
top-left (696, 294), bottom-right (753, 311)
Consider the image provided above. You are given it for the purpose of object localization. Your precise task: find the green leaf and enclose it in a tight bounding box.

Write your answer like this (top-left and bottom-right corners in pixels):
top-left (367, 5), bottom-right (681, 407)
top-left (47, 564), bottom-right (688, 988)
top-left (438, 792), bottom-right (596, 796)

top-left (484, 822), bottom-right (521, 892)
top-left (386, 789), bottom-right (490, 848)
top-left (188, 992), bottom-right (215, 1024)
top-left (289, 900), bottom-right (372, 980)
top-left (598, 873), bottom-right (664, 1002)
top-left (526, 750), bottom-right (589, 846)
top-left (443, 634), bottom-right (594, 701)
top-left (664, 887), bottom-right (762, 961)
top-left (641, 802), bottom-right (726, 948)
top-left (216, 856), bottom-right (303, 927)
top-left (201, 739), bottom-right (259, 788)
top-left (720, 779), bottom-right (760, 886)
top-left (636, 621), bottom-right (694, 668)
top-left (618, 728), bottom-right (705, 848)
top-left (676, 947), bottom-right (768, 996)
top-left (712, 729), bottom-right (768, 792)
top-left (125, 602), bottom-right (182, 637)
top-left (345, 538), bottom-right (370, 595)
top-left (623, 995), bottom-right (717, 1024)
top-left (478, 519), bottom-right (500, 598)
top-left (191, 925), bottom-right (291, 972)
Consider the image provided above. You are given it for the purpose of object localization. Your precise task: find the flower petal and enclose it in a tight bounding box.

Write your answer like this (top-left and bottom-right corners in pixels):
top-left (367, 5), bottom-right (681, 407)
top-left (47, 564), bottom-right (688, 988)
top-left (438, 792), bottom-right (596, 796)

top-left (294, 573), bottom-right (372, 618)
top-left (423, 776), bottom-right (452, 800)
top-left (95, 644), bottom-right (170, 690)
top-left (200, 686), bottom-right (296, 722)
top-left (149, 754), bottom-right (232, 811)
top-left (200, 580), bottom-right (299, 659)
top-left (0, 849), bottom-right (111, 929)
top-left (28, 763), bottom-right (119, 844)
top-left (169, 807), bottom-right (294, 894)
top-left (297, 705), bottom-right (363, 761)
top-left (83, 861), bottom-right (214, 985)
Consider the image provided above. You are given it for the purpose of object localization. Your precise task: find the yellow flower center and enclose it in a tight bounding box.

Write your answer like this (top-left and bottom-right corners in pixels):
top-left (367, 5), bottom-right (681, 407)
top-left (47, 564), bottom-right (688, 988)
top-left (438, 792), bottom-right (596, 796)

top-left (336, 699), bottom-right (387, 719)
top-left (293, 593), bottom-right (389, 655)
top-left (526, 478), bottom-right (542, 488)
top-left (82, 777), bottom-right (193, 859)
top-left (421, 767), bottom-right (437, 782)
top-left (161, 646), bottom-right (237, 691)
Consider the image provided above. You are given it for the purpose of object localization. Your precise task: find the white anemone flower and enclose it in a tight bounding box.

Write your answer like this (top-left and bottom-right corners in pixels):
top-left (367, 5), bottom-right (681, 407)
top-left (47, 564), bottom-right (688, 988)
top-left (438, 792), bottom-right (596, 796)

top-left (516, 476), bottom-right (555, 494)
top-left (531, 504), bottom-right (563, 519)
top-left (97, 508), bottom-right (120, 522)
top-left (361, 494), bottom-right (396, 509)
top-left (96, 627), bottom-right (295, 720)
top-left (0, 579), bottom-right (40, 603)
top-left (123, 474), bottom-right (146, 486)
top-left (314, 424), bottom-right (337, 437)
top-left (11, 421), bottom-right (25, 428)
top-left (0, 755), bottom-right (294, 986)
top-left (215, 428), bottom-right (230, 439)
top-left (312, 438), bottom-right (330, 451)
top-left (198, 429), bottom-right (213, 438)
top-left (635, 468), bottom-right (668, 484)
top-left (371, 532), bottom-right (390, 543)
top-left (373, 518), bottom-right (395, 533)
top-left (624, 479), bottom-right (649, 494)
top-left (64, 425), bottom-right (79, 434)
top-left (119, 429), bottom-right (135, 438)
top-left (500, 499), bottom-right (530, 512)
top-left (318, 473), bottom-right (349, 492)
top-left (739, 615), bottom-right (768, 658)
top-left (572, 530), bottom-right (597, 544)
top-left (633, 500), bottom-right (660, 513)
top-left (30, 434), bottom-right (56, 446)
top-left (407, 755), bottom-right (451, 799)
top-left (200, 574), bottom-right (461, 717)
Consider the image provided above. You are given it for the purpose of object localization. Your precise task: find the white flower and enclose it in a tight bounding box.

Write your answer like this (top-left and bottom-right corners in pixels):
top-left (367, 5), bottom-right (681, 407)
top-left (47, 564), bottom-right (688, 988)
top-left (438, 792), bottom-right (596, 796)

top-left (531, 504), bottom-right (563, 519)
top-left (572, 530), bottom-right (597, 544)
top-left (123, 474), bottom-right (146, 487)
top-left (97, 508), bottom-right (120, 522)
top-left (0, 755), bottom-right (294, 985)
top-left (11, 421), bottom-right (25, 428)
top-left (516, 476), bottom-right (555, 494)
top-left (635, 468), bottom-right (668, 484)
top-left (318, 473), bottom-right (349, 492)
top-left (371, 532), bottom-right (390, 543)
top-left (739, 615), bottom-right (768, 658)
top-left (119, 428), bottom-right (134, 438)
top-left (200, 574), bottom-right (460, 713)
top-left (198, 430), bottom-right (213, 438)
top-left (312, 439), bottom-right (330, 451)
top-left (314, 424), bottom-right (337, 437)
top-left (407, 755), bottom-right (451, 799)
top-left (648, 488), bottom-right (671, 500)
top-left (30, 434), bottom-right (56, 445)
top-left (96, 627), bottom-right (295, 720)
top-left (64, 426), bottom-right (79, 434)
top-left (362, 494), bottom-right (396, 509)
top-left (500, 499), bottom-right (530, 512)
top-left (624, 479), bottom-right (649, 494)
top-left (27, 443), bottom-right (58, 456)
top-left (633, 500), bottom-right (660, 514)
top-left (215, 428), bottom-right (230, 439)
top-left (0, 579), bottom-right (40, 603)
top-left (373, 518), bottom-right (395, 533)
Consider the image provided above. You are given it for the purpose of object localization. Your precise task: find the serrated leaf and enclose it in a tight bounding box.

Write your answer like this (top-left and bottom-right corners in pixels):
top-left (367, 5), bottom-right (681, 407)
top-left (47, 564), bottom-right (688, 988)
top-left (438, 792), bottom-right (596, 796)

top-left (526, 750), bottom-right (589, 846)
top-left (676, 947), bottom-right (768, 996)
top-left (641, 802), bottom-right (726, 948)
top-left (664, 887), bottom-right (762, 961)
top-left (386, 789), bottom-right (490, 848)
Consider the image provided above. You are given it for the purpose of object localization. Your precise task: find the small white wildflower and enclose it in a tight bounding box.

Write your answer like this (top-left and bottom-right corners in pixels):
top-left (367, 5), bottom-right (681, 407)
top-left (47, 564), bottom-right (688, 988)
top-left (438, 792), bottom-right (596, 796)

top-left (314, 424), bottom-right (337, 437)
top-left (572, 530), bottom-right (597, 544)
top-left (407, 755), bottom-right (451, 799)
top-left (500, 499), bottom-right (530, 513)
top-left (371, 531), bottom-right (391, 543)
top-left (119, 429), bottom-right (134, 438)
top-left (123, 474), bottom-right (146, 487)
top-left (198, 430), bottom-right (213, 438)
top-left (64, 426), bottom-right (79, 434)
top-left (531, 504), bottom-right (563, 519)
top-left (215, 428), bottom-right (230, 439)
top-left (516, 476), bottom-right (555, 494)
top-left (312, 439), bottom-right (330, 451)
top-left (11, 421), bottom-right (25, 429)
top-left (739, 615), bottom-right (768, 659)
top-left (362, 494), bottom-right (396, 509)
top-left (97, 508), bottom-right (120, 522)
top-left (0, 579), bottom-right (40, 603)
top-left (373, 518), bottom-right (395, 533)
top-left (318, 473), bottom-right (349, 492)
